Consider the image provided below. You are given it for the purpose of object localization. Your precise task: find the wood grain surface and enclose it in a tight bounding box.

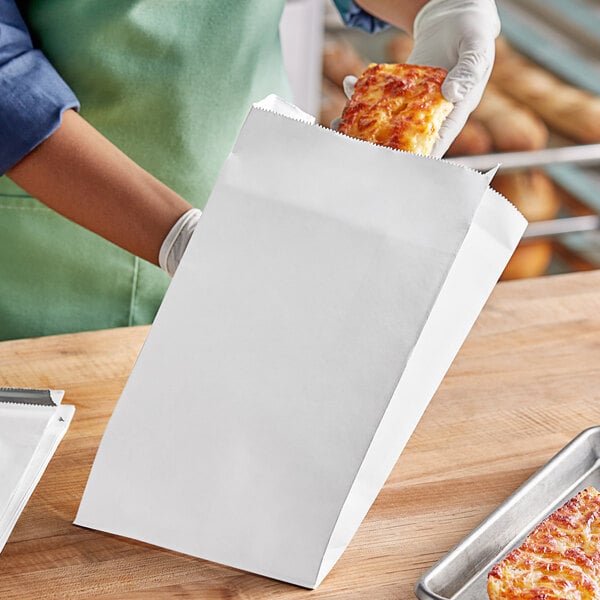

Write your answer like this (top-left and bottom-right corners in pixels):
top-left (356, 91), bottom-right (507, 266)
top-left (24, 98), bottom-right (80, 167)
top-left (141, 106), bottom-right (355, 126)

top-left (1, 271), bottom-right (600, 599)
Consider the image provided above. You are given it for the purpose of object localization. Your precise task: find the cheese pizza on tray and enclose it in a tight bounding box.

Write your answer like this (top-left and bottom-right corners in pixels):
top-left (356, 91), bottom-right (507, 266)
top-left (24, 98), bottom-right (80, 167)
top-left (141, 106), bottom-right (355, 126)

top-left (488, 486), bottom-right (600, 599)
top-left (337, 63), bottom-right (453, 156)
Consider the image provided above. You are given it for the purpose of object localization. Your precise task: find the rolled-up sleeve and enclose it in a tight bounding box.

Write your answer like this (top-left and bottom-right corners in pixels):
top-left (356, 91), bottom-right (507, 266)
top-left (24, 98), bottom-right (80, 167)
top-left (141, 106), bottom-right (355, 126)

top-left (332, 0), bottom-right (389, 33)
top-left (0, 1), bottom-right (79, 174)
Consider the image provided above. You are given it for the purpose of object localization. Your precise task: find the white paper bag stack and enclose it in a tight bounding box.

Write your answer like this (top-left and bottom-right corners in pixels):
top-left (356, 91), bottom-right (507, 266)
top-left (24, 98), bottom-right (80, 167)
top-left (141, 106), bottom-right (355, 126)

top-left (75, 97), bottom-right (526, 588)
top-left (0, 389), bottom-right (74, 552)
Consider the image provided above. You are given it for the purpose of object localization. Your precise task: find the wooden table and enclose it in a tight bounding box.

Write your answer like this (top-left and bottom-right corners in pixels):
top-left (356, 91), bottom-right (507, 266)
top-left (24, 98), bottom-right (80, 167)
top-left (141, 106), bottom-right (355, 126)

top-left (1, 271), bottom-right (600, 599)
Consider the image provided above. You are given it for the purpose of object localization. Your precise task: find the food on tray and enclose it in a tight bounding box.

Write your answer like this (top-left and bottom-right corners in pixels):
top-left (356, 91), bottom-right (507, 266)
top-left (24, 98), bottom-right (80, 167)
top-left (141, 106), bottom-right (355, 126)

top-left (487, 486), bottom-right (600, 599)
top-left (322, 39), bottom-right (369, 88)
top-left (472, 83), bottom-right (549, 152)
top-left (492, 39), bottom-right (600, 144)
top-left (338, 63), bottom-right (453, 155)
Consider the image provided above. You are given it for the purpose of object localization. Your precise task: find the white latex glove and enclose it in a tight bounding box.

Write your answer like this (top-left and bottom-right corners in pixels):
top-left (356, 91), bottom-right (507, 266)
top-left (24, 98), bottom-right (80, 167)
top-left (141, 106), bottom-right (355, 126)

top-left (408, 0), bottom-right (501, 157)
top-left (159, 208), bottom-right (202, 277)
top-left (329, 77), bottom-right (360, 131)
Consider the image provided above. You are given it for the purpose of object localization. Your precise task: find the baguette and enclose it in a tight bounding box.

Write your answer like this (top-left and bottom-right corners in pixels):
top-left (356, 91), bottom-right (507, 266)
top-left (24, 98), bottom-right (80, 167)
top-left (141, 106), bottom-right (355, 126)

top-left (501, 242), bottom-right (553, 281)
top-left (494, 169), bottom-right (559, 280)
top-left (492, 40), bottom-right (600, 143)
top-left (385, 33), bottom-right (414, 64)
top-left (322, 39), bottom-right (369, 88)
top-left (446, 119), bottom-right (493, 156)
top-left (473, 83), bottom-right (549, 151)
top-left (492, 169), bottom-right (559, 222)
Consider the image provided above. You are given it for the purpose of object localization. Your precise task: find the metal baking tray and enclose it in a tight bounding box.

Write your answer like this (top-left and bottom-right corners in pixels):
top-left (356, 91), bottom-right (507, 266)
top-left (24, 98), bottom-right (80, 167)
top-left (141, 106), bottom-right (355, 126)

top-left (415, 426), bottom-right (600, 599)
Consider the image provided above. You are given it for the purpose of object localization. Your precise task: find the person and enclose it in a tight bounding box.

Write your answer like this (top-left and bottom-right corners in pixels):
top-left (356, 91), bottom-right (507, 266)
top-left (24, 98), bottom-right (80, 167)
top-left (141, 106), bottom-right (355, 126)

top-left (0, 0), bottom-right (500, 341)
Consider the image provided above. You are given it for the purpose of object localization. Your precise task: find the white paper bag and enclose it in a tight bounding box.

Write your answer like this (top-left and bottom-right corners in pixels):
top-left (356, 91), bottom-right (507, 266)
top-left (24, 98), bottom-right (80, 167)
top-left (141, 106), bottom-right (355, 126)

top-left (0, 390), bottom-right (74, 552)
top-left (75, 97), bottom-right (526, 588)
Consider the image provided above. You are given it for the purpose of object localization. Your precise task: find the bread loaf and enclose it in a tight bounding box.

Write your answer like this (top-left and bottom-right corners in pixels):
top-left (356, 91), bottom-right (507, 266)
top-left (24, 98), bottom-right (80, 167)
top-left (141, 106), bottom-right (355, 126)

top-left (492, 39), bottom-right (600, 143)
top-left (501, 242), bottom-right (553, 281)
top-left (385, 33), bottom-right (414, 64)
top-left (446, 119), bottom-right (493, 156)
top-left (493, 169), bottom-right (559, 280)
top-left (493, 170), bottom-right (560, 222)
top-left (473, 84), bottom-right (549, 151)
top-left (322, 39), bottom-right (369, 88)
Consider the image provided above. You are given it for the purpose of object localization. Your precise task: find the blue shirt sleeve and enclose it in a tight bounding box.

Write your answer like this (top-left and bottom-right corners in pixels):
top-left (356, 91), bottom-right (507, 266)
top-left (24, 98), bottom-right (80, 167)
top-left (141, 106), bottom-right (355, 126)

top-left (331, 0), bottom-right (389, 33)
top-left (0, 1), bottom-right (79, 174)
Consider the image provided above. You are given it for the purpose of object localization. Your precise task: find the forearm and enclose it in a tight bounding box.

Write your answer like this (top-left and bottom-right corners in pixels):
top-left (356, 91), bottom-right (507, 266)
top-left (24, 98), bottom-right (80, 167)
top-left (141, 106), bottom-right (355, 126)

top-left (354, 0), bottom-right (429, 34)
top-left (6, 109), bottom-right (192, 266)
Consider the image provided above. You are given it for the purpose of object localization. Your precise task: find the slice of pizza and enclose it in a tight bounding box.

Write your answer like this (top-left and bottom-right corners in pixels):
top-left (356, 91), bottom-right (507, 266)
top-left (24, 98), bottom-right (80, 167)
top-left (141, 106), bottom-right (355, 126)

top-left (337, 63), bottom-right (453, 156)
top-left (487, 486), bottom-right (600, 599)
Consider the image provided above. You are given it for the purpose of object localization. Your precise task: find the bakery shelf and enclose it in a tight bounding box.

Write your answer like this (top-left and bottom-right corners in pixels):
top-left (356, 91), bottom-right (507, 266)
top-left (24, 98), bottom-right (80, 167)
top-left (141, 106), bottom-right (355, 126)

top-left (453, 145), bottom-right (600, 172)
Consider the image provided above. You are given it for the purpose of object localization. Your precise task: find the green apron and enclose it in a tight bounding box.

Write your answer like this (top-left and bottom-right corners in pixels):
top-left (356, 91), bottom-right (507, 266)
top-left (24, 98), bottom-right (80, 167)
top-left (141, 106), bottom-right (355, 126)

top-left (0, 0), bottom-right (290, 340)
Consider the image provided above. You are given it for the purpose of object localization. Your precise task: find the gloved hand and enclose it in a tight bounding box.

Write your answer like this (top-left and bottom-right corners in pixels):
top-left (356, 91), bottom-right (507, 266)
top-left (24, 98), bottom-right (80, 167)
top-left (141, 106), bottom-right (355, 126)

top-left (159, 208), bottom-right (202, 277)
top-left (408, 0), bottom-right (501, 157)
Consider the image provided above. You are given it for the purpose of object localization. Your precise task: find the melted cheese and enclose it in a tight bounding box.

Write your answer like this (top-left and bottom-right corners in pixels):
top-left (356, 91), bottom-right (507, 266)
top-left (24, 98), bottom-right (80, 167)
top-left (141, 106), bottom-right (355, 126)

top-left (338, 63), bottom-right (453, 155)
top-left (488, 487), bottom-right (600, 599)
